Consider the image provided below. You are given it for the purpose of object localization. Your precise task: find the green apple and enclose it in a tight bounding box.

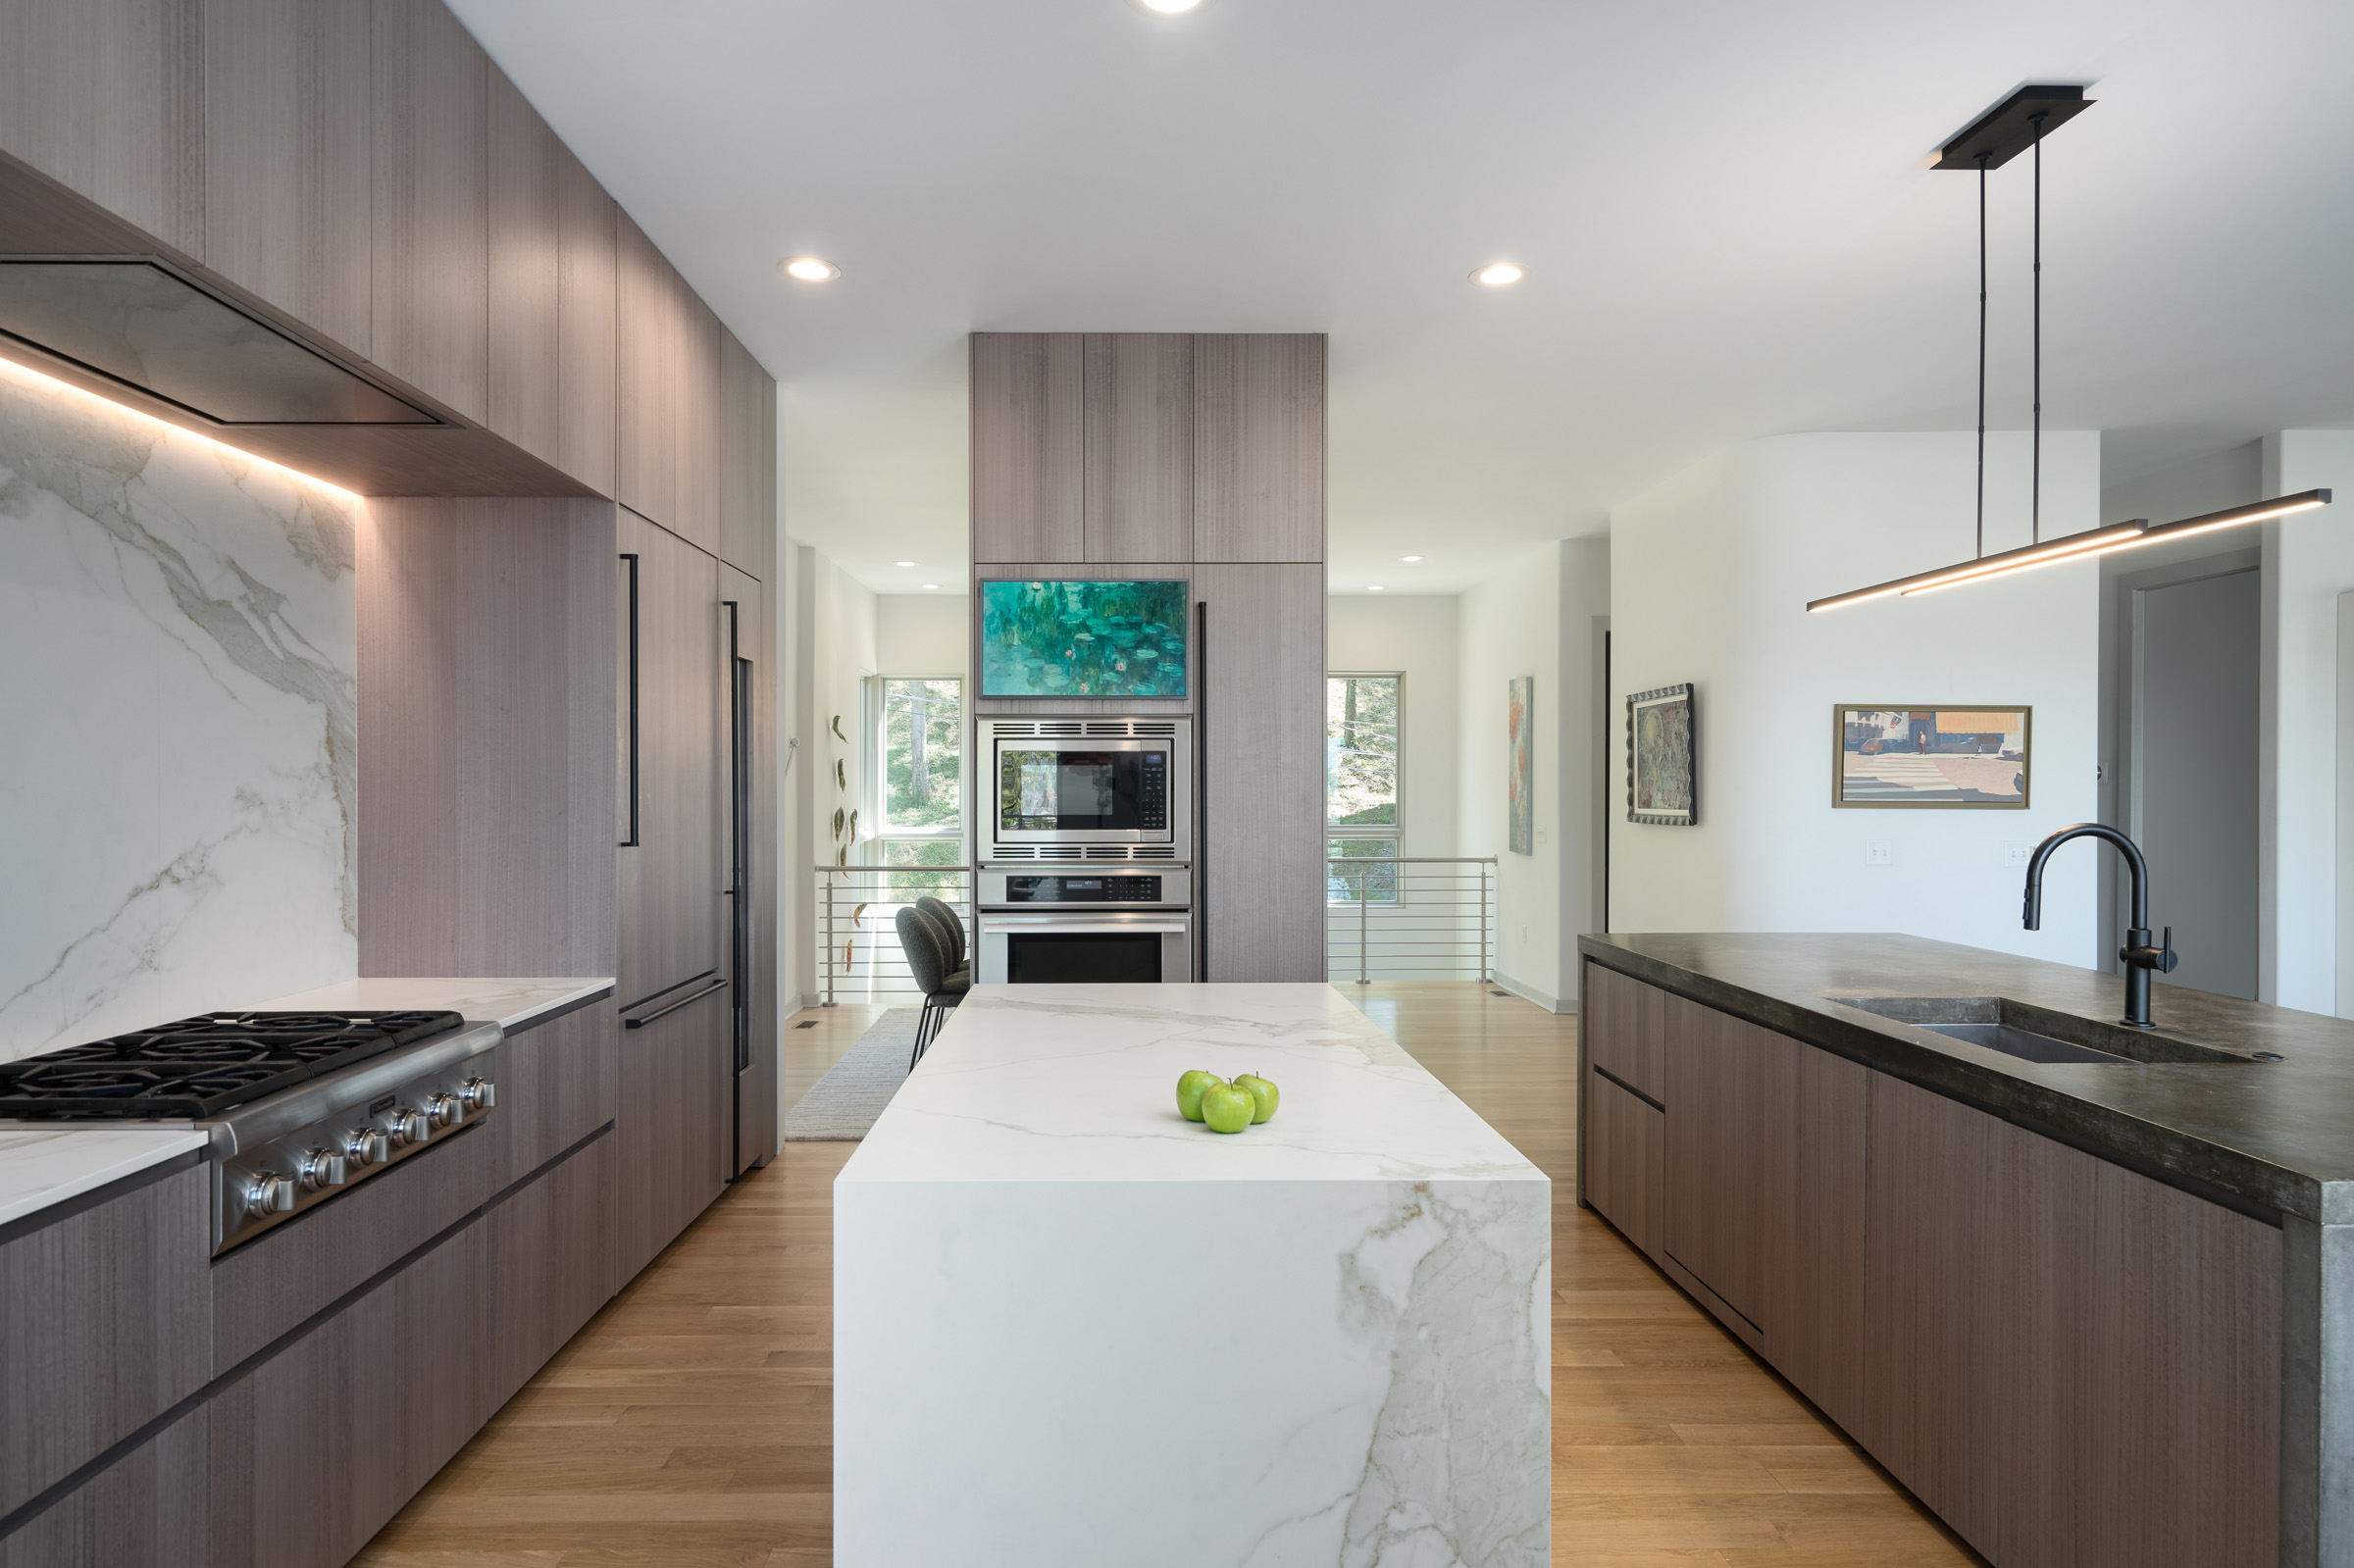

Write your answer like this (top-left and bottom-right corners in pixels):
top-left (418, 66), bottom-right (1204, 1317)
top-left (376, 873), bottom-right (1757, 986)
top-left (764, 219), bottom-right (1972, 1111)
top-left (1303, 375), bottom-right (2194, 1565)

top-left (1200, 1082), bottom-right (1254, 1134)
top-left (1234, 1073), bottom-right (1279, 1124)
top-left (1176, 1069), bottom-right (1223, 1123)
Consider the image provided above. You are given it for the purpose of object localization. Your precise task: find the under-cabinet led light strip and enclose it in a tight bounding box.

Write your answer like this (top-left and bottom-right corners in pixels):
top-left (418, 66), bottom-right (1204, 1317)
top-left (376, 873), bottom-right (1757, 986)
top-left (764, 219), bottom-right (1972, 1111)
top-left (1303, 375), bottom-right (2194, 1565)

top-left (1808, 490), bottom-right (2332, 613)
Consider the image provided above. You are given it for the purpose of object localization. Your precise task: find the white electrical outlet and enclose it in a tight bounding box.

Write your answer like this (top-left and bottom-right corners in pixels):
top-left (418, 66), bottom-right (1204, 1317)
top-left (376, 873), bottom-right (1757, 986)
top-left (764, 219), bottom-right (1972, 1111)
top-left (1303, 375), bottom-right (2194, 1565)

top-left (2005, 844), bottom-right (2031, 866)
top-left (1865, 840), bottom-right (1893, 866)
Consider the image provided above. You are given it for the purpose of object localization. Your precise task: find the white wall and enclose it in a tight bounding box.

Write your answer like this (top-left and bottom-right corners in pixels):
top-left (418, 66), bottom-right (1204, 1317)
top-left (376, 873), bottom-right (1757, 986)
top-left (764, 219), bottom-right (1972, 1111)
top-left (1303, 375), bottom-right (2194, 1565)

top-left (2260, 430), bottom-right (2354, 1012)
top-left (1458, 546), bottom-right (1568, 1006)
top-left (1557, 538), bottom-right (1611, 986)
top-left (1609, 431), bottom-right (2103, 967)
top-left (1328, 595), bottom-right (1458, 859)
top-left (790, 542), bottom-right (879, 1001)
top-left (2102, 440), bottom-right (2261, 529)
top-left (876, 592), bottom-right (969, 676)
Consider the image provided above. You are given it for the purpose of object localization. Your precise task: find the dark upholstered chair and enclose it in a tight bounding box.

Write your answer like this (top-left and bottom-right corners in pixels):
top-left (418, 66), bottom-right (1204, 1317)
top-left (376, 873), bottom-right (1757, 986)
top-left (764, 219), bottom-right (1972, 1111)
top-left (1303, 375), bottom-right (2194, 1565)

top-left (896, 904), bottom-right (967, 1067)
top-left (916, 895), bottom-right (968, 974)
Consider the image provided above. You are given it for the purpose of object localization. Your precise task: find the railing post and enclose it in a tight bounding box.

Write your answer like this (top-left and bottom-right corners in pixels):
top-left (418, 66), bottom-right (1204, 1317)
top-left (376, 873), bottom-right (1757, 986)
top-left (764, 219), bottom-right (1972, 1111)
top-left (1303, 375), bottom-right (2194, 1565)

top-left (1358, 865), bottom-right (1369, 985)
top-left (1479, 862), bottom-right (1490, 983)
top-left (823, 871), bottom-right (837, 1007)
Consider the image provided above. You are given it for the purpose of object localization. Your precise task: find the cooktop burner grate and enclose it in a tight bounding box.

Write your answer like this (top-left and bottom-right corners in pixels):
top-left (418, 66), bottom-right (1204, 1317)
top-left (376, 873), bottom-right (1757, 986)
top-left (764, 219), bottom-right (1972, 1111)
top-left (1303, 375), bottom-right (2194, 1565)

top-left (0, 1009), bottom-right (466, 1121)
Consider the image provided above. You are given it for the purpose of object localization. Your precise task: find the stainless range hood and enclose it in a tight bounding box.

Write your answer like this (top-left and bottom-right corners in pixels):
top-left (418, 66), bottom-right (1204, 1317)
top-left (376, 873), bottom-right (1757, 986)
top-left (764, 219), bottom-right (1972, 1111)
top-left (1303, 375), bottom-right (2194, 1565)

top-left (0, 259), bottom-right (439, 426)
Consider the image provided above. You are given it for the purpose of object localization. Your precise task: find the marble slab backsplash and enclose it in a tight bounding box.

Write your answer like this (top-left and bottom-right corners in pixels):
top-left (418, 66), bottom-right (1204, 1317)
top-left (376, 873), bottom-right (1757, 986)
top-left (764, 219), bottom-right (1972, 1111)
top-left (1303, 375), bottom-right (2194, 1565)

top-left (0, 358), bottom-right (358, 1062)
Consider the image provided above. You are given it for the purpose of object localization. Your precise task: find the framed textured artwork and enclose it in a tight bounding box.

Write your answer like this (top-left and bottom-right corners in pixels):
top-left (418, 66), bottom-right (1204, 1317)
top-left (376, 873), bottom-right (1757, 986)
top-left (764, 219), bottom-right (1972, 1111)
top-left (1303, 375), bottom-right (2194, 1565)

top-left (1627, 683), bottom-right (1696, 826)
top-left (1833, 706), bottom-right (2030, 808)
top-left (1507, 677), bottom-right (1534, 854)
top-left (976, 579), bottom-right (1189, 699)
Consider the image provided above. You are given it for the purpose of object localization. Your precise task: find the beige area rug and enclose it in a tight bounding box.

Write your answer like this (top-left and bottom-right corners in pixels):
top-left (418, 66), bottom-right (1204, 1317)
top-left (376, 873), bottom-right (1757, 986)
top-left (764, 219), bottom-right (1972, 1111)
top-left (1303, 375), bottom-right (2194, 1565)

top-left (781, 1007), bottom-right (925, 1140)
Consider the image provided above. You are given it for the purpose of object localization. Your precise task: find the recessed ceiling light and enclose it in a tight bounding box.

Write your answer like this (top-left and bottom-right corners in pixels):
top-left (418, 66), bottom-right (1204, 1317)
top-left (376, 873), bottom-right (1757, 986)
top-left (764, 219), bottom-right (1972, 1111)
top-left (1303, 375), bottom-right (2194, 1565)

top-left (1367, 584), bottom-right (1386, 592)
top-left (895, 560), bottom-right (916, 567)
top-left (923, 583), bottom-right (941, 590)
top-left (1135, 0), bottom-right (1204, 12)
top-left (781, 257), bottom-right (840, 281)
top-left (1471, 263), bottom-right (1524, 286)
top-left (1401, 555), bottom-right (1423, 562)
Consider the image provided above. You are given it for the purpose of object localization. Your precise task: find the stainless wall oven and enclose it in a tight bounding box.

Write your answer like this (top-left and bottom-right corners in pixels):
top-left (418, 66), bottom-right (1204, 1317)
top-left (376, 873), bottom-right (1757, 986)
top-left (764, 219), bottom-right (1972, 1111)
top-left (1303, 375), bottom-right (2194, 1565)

top-left (977, 908), bottom-right (1196, 985)
top-left (979, 718), bottom-right (1191, 864)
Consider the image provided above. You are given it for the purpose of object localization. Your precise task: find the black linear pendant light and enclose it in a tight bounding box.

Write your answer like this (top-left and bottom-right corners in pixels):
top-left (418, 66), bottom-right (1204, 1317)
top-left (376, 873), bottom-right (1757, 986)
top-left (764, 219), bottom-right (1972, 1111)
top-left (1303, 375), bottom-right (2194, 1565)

top-left (1809, 85), bottom-right (2330, 613)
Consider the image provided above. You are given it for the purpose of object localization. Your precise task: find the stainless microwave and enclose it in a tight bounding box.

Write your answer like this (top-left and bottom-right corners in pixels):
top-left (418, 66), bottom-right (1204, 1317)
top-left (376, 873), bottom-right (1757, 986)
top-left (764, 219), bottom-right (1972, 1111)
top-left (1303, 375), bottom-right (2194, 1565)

top-left (978, 718), bottom-right (1192, 864)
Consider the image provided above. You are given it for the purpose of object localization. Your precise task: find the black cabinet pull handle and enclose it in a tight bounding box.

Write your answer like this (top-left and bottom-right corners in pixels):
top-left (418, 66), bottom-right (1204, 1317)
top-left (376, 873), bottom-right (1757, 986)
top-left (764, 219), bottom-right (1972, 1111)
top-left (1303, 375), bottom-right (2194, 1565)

top-left (618, 552), bottom-right (641, 848)
top-left (624, 978), bottom-right (729, 1029)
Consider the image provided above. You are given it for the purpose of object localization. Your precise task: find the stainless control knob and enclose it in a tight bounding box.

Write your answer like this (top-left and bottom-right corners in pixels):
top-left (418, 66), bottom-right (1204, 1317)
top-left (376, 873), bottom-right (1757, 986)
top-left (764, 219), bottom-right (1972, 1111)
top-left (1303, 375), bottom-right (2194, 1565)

top-left (244, 1172), bottom-right (297, 1218)
top-left (460, 1077), bottom-right (495, 1112)
top-left (343, 1129), bottom-right (390, 1167)
top-left (391, 1108), bottom-right (433, 1146)
top-left (298, 1149), bottom-right (347, 1191)
top-left (427, 1091), bottom-right (465, 1129)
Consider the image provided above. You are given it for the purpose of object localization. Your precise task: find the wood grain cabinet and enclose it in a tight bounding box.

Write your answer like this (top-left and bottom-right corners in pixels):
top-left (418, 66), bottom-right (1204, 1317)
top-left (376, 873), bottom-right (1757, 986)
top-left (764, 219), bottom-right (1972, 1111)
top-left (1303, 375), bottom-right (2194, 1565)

top-left (0, 1162), bottom-right (210, 1522)
top-left (1584, 1065), bottom-right (1663, 1259)
top-left (971, 333), bottom-right (1086, 563)
top-left (617, 982), bottom-right (731, 1281)
top-left (0, 1403), bottom-right (207, 1568)
top-left (1757, 1031), bottom-right (1868, 1436)
top-left (1084, 332), bottom-right (1196, 563)
top-left (617, 214), bottom-right (721, 550)
top-left (489, 1131), bottom-right (617, 1402)
top-left (1191, 333), bottom-right (1325, 563)
top-left (1582, 959), bottom-right (1667, 1103)
top-left (1663, 1005), bottom-right (1771, 1328)
top-left (202, 0), bottom-right (375, 354)
top-left (718, 329), bottom-right (776, 578)
top-left (0, 0), bottom-right (203, 256)
top-left (368, 0), bottom-right (488, 422)
top-left (487, 64), bottom-right (617, 494)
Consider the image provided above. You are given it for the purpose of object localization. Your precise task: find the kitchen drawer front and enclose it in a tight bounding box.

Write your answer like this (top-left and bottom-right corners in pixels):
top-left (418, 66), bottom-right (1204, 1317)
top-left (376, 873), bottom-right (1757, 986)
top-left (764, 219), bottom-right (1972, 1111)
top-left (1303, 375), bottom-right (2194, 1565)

top-left (0, 1400), bottom-right (206, 1568)
top-left (1584, 1063), bottom-right (1663, 1260)
top-left (1582, 961), bottom-right (1669, 1104)
top-left (616, 982), bottom-right (729, 1282)
top-left (0, 1160), bottom-right (210, 1518)
top-left (488, 1128), bottom-right (616, 1404)
top-left (208, 1210), bottom-right (487, 1568)
top-left (493, 1000), bottom-right (617, 1189)
top-left (210, 1116), bottom-right (494, 1370)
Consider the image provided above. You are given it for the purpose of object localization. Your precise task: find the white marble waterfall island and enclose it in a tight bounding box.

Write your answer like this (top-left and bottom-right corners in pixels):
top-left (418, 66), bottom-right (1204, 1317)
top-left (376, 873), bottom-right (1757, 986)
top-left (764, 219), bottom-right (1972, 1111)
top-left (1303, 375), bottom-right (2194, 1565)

top-left (835, 984), bottom-right (1552, 1567)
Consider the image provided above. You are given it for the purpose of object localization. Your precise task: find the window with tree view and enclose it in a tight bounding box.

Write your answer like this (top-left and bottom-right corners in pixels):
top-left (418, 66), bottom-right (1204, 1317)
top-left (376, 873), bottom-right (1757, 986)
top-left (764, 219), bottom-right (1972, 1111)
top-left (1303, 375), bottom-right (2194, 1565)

top-left (1328, 674), bottom-right (1400, 903)
top-left (877, 678), bottom-right (962, 898)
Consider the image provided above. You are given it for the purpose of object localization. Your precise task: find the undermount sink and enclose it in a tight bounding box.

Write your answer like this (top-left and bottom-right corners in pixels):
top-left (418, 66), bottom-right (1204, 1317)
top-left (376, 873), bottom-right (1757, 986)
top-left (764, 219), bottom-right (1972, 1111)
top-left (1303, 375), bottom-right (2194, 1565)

top-left (1828, 995), bottom-right (2278, 1066)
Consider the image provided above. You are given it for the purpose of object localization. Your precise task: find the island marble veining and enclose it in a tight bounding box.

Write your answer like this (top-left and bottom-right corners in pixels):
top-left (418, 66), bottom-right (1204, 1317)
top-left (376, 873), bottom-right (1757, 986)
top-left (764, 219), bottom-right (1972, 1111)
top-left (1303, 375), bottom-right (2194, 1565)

top-left (0, 358), bottom-right (359, 1062)
top-left (836, 985), bottom-right (1551, 1566)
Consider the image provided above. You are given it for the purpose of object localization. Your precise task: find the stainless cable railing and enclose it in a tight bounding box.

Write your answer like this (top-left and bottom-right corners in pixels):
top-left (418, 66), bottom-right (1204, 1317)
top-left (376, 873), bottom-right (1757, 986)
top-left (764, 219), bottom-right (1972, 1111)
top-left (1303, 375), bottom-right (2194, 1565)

top-left (1325, 857), bottom-right (1498, 984)
top-left (814, 862), bottom-right (975, 1006)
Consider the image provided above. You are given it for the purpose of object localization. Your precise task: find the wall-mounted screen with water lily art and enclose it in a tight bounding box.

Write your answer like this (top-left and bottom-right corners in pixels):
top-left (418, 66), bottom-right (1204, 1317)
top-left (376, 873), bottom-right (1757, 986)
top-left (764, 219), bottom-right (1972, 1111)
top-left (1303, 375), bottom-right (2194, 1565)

top-left (977, 580), bottom-right (1190, 699)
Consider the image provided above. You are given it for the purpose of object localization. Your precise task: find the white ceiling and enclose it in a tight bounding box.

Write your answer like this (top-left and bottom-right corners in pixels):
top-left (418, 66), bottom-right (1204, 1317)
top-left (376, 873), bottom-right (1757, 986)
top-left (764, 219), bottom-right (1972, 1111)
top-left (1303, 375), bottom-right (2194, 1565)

top-left (450, 0), bottom-right (2354, 594)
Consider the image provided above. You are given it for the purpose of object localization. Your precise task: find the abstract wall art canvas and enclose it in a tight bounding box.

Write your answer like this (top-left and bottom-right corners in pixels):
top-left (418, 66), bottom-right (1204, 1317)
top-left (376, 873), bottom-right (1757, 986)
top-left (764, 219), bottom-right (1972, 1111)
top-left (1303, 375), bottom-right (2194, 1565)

top-left (1833, 705), bottom-right (2030, 808)
top-left (977, 579), bottom-right (1189, 699)
top-left (1507, 676), bottom-right (1534, 855)
top-left (1627, 683), bottom-right (1696, 826)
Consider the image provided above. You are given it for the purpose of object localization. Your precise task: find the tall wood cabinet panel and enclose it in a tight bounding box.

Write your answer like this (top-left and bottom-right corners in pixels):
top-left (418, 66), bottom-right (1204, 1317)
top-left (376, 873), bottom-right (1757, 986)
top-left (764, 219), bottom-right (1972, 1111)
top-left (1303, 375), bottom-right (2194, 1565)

top-left (357, 498), bottom-right (618, 981)
top-left (1196, 563), bottom-right (1326, 982)
top-left (202, 0), bottom-right (374, 354)
top-left (1085, 332), bottom-right (1195, 563)
top-left (486, 69), bottom-right (616, 497)
top-left (616, 212), bottom-right (682, 531)
top-left (0, 1402), bottom-right (207, 1568)
top-left (1998, 1133), bottom-right (2280, 1568)
top-left (0, 0), bottom-right (202, 256)
top-left (719, 329), bottom-right (774, 577)
top-left (369, 0), bottom-right (488, 422)
top-left (0, 1163), bottom-right (210, 1520)
top-left (674, 290), bottom-right (723, 553)
top-left (1760, 1034), bottom-right (1868, 1435)
top-left (1663, 1008), bottom-right (1769, 1327)
top-left (971, 333), bottom-right (1086, 563)
top-left (1860, 1073), bottom-right (2005, 1559)
top-left (617, 507), bottom-right (724, 1009)
top-left (1192, 333), bottom-right (1325, 562)
top-left (617, 983), bottom-right (730, 1281)
top-left (1584, 1066), bottom-right (1663, 1259)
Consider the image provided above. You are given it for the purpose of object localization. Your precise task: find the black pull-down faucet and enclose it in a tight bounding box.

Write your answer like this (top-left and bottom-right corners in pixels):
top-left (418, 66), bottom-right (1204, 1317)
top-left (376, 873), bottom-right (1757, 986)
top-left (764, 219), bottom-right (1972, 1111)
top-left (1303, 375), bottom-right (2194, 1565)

top-left (2021, 823), bottom-right (2179, 1029)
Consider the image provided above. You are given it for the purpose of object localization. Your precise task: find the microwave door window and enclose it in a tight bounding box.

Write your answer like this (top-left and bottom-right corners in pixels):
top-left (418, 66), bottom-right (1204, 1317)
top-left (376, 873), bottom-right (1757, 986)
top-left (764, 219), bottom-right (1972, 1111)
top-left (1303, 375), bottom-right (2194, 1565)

top-left (999, 749), bottom-right (1139, 831)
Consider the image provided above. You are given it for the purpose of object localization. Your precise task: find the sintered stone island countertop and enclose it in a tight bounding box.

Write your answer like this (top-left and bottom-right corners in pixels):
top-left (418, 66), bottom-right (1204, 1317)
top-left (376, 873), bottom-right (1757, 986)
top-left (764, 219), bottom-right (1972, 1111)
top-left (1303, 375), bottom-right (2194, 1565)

top-left (1580, 932), bottom-right (2354, 1224)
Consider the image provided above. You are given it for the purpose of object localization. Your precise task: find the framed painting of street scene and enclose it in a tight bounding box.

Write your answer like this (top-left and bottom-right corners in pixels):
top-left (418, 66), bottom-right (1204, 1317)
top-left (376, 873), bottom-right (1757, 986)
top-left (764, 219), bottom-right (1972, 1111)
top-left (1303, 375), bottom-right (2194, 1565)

top-left (1834, 706), bottom-right (2030, 808)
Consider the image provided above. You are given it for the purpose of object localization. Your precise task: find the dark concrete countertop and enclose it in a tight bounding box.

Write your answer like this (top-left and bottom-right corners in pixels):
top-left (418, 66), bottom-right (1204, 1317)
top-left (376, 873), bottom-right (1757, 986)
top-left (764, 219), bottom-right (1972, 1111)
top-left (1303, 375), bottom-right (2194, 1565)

top-left (1578, 932), bottom-right (2354, 1226)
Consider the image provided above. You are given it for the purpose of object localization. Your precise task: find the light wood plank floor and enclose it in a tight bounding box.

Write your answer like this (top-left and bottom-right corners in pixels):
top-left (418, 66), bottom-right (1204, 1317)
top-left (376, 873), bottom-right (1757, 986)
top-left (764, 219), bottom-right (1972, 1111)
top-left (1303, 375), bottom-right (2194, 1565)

top-left (356, 984), bottom-right (1980, 1566)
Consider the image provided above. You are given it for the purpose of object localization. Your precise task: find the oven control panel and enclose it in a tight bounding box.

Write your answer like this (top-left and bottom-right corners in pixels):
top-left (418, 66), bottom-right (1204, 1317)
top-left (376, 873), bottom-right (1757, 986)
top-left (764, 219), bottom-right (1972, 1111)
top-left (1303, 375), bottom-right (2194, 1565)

top-left (1005, 875), bottom-right (1161, 902)
top-left (1141, 752), bottom-right (1166, 832)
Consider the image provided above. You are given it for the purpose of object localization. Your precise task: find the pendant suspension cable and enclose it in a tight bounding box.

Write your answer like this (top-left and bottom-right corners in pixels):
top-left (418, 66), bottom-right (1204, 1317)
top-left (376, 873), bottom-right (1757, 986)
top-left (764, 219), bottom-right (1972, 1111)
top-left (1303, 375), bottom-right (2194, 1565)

top-left (2031, 111), bottom-right (2047, 544)
top-left (1976, 152), bottom-right (1990, 560)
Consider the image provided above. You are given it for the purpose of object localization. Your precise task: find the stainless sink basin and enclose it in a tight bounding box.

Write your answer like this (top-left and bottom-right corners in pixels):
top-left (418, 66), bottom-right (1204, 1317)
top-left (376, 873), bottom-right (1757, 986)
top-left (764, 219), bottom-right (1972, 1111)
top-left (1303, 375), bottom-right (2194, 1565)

top-left (1828, 995), bottom-right (2276, 1066)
